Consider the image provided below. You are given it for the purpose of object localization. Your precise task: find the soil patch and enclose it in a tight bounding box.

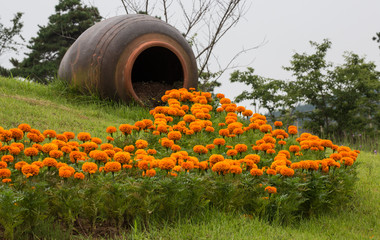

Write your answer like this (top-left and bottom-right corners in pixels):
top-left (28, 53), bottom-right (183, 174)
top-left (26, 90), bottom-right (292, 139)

top-left (133, 81), bottom-right (183, 107)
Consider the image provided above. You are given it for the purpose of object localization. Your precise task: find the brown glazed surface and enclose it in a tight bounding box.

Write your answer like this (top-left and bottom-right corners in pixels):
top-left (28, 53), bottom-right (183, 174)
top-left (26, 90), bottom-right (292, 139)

top-left (58, 14), bottom-right (198, 105)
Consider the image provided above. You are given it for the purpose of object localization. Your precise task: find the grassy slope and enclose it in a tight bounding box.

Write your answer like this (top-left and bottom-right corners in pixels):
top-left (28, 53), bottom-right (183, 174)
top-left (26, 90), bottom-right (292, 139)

top-left (1, 77), bottom-right (379, 240)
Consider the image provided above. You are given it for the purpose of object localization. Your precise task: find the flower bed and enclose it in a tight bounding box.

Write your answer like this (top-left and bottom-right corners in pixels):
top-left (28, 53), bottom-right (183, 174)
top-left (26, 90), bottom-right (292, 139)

top-left (0, 88), bottom-right (359, 237)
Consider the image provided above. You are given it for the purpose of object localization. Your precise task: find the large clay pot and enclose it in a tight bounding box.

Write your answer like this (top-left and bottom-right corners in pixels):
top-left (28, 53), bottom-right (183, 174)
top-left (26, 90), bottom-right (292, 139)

top-left (58, 14), bottom-right (198, 105)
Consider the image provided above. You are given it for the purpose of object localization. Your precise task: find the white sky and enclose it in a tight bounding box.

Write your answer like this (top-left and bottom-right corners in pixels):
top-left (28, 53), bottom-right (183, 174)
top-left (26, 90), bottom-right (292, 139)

top-left (1, 0), bottom-right (379, 111)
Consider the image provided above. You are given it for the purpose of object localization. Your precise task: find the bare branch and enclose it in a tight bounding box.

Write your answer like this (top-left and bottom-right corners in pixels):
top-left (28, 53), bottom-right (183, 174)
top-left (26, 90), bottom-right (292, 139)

top-left (178, 0), bottom-right (213, 38)
top-left (161, 0), bottom-right (174, 23)
top-left (120, 0), bottom-right (129, 14)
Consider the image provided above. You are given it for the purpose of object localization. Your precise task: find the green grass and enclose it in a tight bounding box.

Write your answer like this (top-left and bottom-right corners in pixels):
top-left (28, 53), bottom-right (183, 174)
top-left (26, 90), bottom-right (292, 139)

top-left (0, 77), bottom-right (379, 240)
top-left (0, 76), bottom-right (150, 139)
top-left (125, 151), bottom-right (379, 240)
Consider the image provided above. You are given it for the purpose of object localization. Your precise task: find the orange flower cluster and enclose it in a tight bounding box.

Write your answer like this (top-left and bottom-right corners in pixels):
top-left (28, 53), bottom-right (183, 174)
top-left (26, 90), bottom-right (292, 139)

top-left (0, 87), bottom-right (361, 198)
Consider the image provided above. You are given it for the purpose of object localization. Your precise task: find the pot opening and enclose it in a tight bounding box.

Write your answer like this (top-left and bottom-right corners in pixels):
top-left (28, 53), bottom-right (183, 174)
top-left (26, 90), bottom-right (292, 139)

top-left (131, 46), bottom-right (184, 105)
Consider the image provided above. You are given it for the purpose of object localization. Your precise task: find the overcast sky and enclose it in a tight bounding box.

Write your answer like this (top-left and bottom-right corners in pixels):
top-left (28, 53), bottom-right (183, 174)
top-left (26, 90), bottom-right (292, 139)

top-left (1, 0), bottom-right (379, 110)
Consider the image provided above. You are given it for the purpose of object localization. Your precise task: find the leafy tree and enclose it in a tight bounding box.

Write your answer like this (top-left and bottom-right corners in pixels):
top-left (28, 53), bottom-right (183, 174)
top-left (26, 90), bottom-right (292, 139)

top-left (230, 67), bottom-right (286, 121)
top-left (231, 39), bottom-right (380, 137)
top-left (0, 12), bottom-right (24, 77)
top-left (330, 52), bottom-right (380, 136)
top-left (283, 39), bottom-right (334, 134)
top-left (373, 32), bottom-right (380, 49)
top-left (12, 0), bottom-right (102, 83)
top-left (0, 12), bottom-right (24, 57)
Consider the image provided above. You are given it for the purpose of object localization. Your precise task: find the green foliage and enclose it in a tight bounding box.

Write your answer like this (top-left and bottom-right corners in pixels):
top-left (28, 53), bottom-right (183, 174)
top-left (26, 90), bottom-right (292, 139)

top-left (0, 12), bottom-right (24, 57)
top-left (373, 32), bottom-right (380, 49)
top-left (0, 76), bottom-right (374, 239)
top-left (230, 67), bottom-right (286, 121)
top-left (231, 39), bottom-right (380, 138)
top-left (11, 0), bottom-right (102, 83)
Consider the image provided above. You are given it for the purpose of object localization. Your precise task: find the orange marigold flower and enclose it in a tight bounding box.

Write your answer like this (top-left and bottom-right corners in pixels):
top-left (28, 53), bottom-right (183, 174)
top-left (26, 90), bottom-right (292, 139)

top-left (242, 110), bottom-right (253, 117)
top-left (81, 142), bottom-right (98, 153)
top-left (147, 149), bottom-right (157, 155)
top-left (100, 143), bottom-right (113, 151)
top-left (63, 132), bottom-right (75, 140)
top-left (189, 123), bottom-right (202, 132)
top-left (89, 150), bottom-right (109, 163)
top-left (74, 172), bottom-right (85, 180)
top-left (56, 162), bottom-right (68, 169)
top-left (123, 145), bottom-right (135, 153)
top-left (250, 168), bottom-right (263, 176)
top-left (18, 123), bottom-right (31, 132)
top-left (10, 128), bottom-right (24, 141)
top-left (213, 138), bottom-right (226, 146)
top-left (264, 186), bottom-right (277, 194)
top-left (235, 144), bottom-right (248, 153)
top-left (104, 149), bottom-right (115, 158)
top-left (1, 155), bottom-right (14, 163)
top-left (43, 129), bottom-right (57, 139)
top-left (0, 161), bottom-right (7, 169)
top-left (278, 140), bottom-right (287, 145)
top-left (56, 134), bottom-right (68, 142)
top-left (82, 162), bottom-right (98, 174)
top-left (342, 157), bottom-right (354, 166)
top-left (61, 146), bottom-right (72, 154)
top-left (22, 164), bottom-right (40, 177)
top-left (259, 124), bottom-right (272, 133)
top-left (266, 169), bottom-right (277, 175)
top-left (206, 144), bottom-right (215, 150)
top-left (91, 137), bottom-right (102, 145)
top-left (31, 161), bottom-right (44, 168)
top-left (145, 169), bottom-right (156, 177)
top-left (8, 146), bottom-right (21, 156)
top-left (280, 167), bottom-right (295, 177)
top-left (70, 151), bottom-right (87, 163)
top-left (289, 145), bottom-right (300, 153)
top-left (168, 131), bottom-right (182, 141)
top-left (229, 165), bottom-right (242, 175)
top-left (274, 121), bottom-right (283, 127)
top-left (216, 93), bottom-right (225, 99)
top-left (106, 126), bottom-right (117, 134)
top-left (193, 145), bottom-right (208, 154)
top-left (59, 166), bottom-right (75, 178)
top-left (42, 157), bottom-right (58, 167)
top-left (198, 161), bottom-right (208, 170)
top-left (2, 178), bottom-right (11, 183)
top-left (134, 121), bottom-right (147, 131)
top-left (135, 139), bottom-right (149, 149)
top-left (0, 168), bottom-right (11, 178)
top-left (119, 124), bottom-right (134, 135)
top-left (209, 154), bottom-right (225, 165)
top-left (15, 161), bottom-right (28, 170)
top-left (211, 161), bottom-right (230, 175)
top-left (0, 130), bottom-right (13, 142)
top-left (113, 152), bottom-right (131, 164)
top-left (104, 162), bottom-right (122, 173)
top-left (226, 149), bottom-right (238, 157)
top-left (220, 98), bottom-right (231, 104)
top-left (138, 160), bottom-right (151, 170)
top-left (181, 161), bottom-right (194, 171)
top-left (159, 157), bottom-right (176, 170)
top-left (219, 129), bottom-right (229, 137)
top-left (42, 143), bottom-right (58, 153)
top-left (288, 126), bottom-right (298, 135)
top-left (49, 150), bottom-right (64, 159)
top-left (160, 138), bottom-right (174, 149)
top-left (244, 154), bottom-right (260, 164)
top-left (77, 132), bottom-right (92, 142)
top-left (171, 144), bottom-right (181, 152)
